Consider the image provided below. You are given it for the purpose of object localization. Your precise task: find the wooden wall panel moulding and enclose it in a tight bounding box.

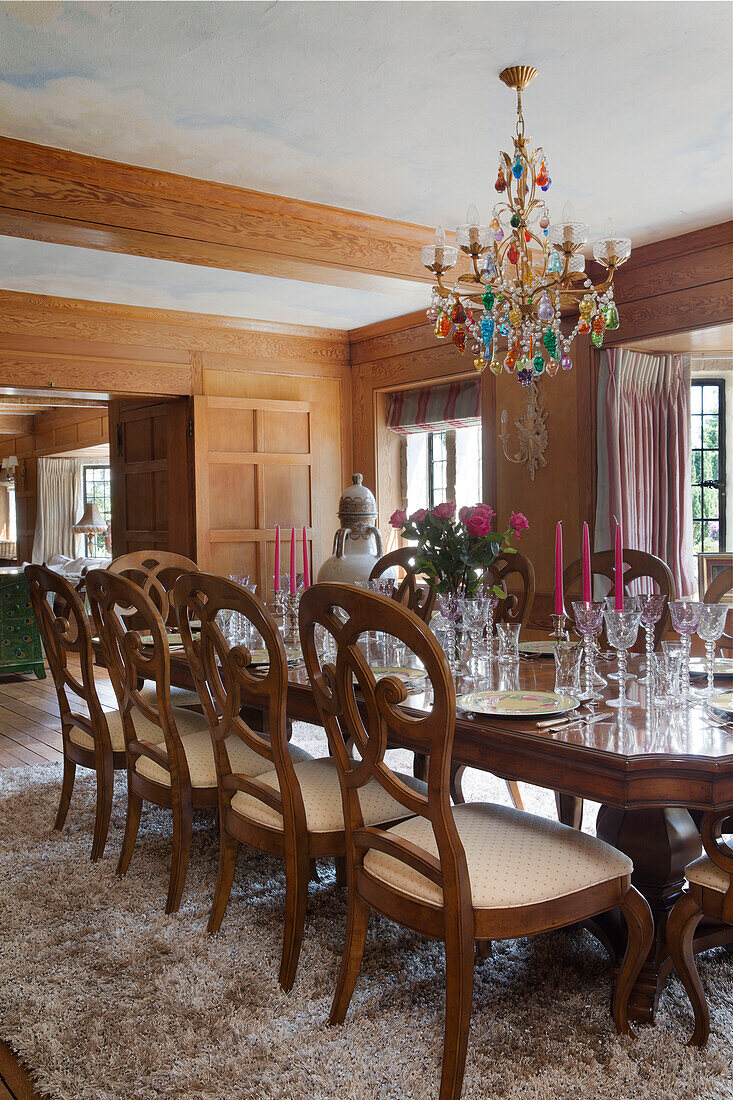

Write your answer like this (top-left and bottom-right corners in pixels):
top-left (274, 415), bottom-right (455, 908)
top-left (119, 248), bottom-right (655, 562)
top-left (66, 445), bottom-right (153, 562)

top-left (0, 351), bottom-right (192, 397)
top-left (606, 280), bottom-right (733, 345)
top-left (0, 136), bottom-right (437, 287)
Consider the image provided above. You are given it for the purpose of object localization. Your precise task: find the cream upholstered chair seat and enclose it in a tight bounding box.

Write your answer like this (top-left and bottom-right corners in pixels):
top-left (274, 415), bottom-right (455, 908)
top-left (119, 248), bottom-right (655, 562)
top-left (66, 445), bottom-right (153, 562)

top-left (66, 707), bottom-right (193, 752)
top-left (230, 757), bottom-right (427, 834)
top-left (363, 802), bottom-right (632, 909)
top-left (685, 844), bottom-right (732, 894)
top-left (139, 682), bottom-right (201, 708)
top-left (135, 725), bottom-right (312, 790)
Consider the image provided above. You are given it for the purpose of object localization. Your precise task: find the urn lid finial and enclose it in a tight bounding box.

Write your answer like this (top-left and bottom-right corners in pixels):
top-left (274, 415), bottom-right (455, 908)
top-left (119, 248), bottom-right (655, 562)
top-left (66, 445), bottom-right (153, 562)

top-left (338, 472), bottom-right (377, 522)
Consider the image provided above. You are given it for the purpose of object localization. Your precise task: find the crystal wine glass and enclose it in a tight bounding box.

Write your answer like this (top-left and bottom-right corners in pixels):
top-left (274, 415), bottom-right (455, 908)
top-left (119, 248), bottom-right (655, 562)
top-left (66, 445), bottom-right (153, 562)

top-left (369, 578), bottom-right (396, 663)
top-left (695, 603), bottom-right (729, 698)
top-left (603, 607), bottom-right (641, 708)
top-left (436, 593), bottom-right (461, 676)
top-left (458, 595), bottom-right (490, 675)
top-left (481, 591), bottom-right (500, 662)
top-left (604, 595), bottom-right (640, 681)
top-left (572, 600), bottom-right (605, 703)
top-left (668, 600), bottom-right (703, 701)
top-left (636, 592), bottom-right (667, 684)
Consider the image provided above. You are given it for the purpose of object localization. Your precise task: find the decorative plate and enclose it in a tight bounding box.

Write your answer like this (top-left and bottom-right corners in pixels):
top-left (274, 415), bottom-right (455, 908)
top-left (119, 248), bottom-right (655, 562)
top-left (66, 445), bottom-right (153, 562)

top-left (247, 646), bottom-right (301, 667)
top-left (370, 666), bottom-right (426, 685)
top-left (690, 658), bottom-right (733, 681)
top-left (518, 641), bottom-right (559, 657)
top-left (708, 692), bottom-right (733, 718)
top-left (455, 689), bottom-right (579, 718)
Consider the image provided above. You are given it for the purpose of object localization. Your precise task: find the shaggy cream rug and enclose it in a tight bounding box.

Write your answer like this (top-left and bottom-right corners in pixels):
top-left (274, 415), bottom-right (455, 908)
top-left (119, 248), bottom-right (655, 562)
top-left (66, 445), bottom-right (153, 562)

top-left (0, 723), bottom-right (732, 1100)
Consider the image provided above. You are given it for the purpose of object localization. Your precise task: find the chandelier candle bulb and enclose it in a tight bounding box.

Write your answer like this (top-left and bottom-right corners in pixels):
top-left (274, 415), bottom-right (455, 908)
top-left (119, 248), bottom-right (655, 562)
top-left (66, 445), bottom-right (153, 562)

top-left (555, 522), bottom-right (564, 617)
top-left (614, 522), bottom-right (624, 611)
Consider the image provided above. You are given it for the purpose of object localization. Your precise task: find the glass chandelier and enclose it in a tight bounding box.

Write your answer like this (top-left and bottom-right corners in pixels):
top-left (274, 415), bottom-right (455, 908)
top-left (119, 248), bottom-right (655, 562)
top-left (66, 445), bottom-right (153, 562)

top-left (421, 66), bottom-right (631, 385)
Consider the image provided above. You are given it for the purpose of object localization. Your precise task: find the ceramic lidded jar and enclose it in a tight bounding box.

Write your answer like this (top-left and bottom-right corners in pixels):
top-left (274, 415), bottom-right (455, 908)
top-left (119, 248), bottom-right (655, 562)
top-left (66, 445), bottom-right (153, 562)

top-left (317, 473), bottom-right (385, 584)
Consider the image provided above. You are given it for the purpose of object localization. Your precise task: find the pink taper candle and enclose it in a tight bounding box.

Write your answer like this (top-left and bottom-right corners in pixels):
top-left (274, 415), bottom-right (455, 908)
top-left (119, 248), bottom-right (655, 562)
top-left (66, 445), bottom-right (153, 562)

top-left (302, 527), bottom-right (309, 589)
top-left (582, 521), bottom-right (592, 604)
top-left (273, 525), bottom-right (280, 591)
top-left (614, 521), bottom-right (624, 610)
top-left (289, 527), bottom-right (296, 595)
top-left (554, 521), bottom-right (564, 617)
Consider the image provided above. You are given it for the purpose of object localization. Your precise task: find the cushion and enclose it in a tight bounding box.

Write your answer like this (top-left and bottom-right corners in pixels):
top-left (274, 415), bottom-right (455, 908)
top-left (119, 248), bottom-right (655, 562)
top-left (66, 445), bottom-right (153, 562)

top-left (686, 842), bottom-right (732, 894)
top-left (230, 757), bottom-right (426, 835)
top-left (139, 682), bottom-right (201, 708)
top-left (363, 803), bottom-right (633, 910)
top-left (67, 707), bottom-right (186, 752)
top-left (134, 725), bottom-right (311, 790)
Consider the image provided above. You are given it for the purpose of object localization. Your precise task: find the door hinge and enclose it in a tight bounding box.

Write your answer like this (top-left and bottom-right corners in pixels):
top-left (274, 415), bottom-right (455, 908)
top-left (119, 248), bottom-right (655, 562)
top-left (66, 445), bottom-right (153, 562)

top-left (187, 417), bottom-right (194, 438)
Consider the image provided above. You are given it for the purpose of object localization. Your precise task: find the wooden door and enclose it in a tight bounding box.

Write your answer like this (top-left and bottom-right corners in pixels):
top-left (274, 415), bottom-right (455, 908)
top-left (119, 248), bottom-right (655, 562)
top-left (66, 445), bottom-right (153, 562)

top-left (109, 398), bottom-right (194, 559)
top-left (192, 396), bottom-right (316, 602)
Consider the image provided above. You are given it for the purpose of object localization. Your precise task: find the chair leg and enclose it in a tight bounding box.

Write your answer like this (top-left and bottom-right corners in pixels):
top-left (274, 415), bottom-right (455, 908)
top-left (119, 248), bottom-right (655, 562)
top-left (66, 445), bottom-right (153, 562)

top-left (506, 780), bottom-right (524, 811)
top-left (90, 754), bottom-right (114, 862)
top-left (54, 755), bottom-right (76, 831)
top-left (116, 785), bottom-right (142, 877)
top-left (334, 854), bottom-right (347, 887)
top-left (279, 846), bottom-right (310, 992)
top-left (450, 764), bottom-right (466, 805)
top-left (667, 891), bottom-right (709, 1046)
top-left (329, 891), bottom-right (371, 1026)
top-left (413, 752), bottom-right (429, 783)
top-left (166, 799), bottom-right (193, 914)
top-left (440, 916), bottom-right (475, 1100)
top-left (208, 824), bottom-right (239, 934)
top-left (612, 886), bottom-right (655, 1035)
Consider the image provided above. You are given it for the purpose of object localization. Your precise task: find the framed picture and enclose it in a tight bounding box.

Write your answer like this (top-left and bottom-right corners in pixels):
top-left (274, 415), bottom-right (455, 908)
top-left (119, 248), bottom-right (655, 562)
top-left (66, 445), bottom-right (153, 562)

top-left (698, 551), bottom-right (733, 601)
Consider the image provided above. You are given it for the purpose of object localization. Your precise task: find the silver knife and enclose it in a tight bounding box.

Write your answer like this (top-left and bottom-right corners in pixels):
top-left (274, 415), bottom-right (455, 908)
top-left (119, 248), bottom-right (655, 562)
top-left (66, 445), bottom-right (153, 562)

top-left (536, 711), bottom-right (610, 730)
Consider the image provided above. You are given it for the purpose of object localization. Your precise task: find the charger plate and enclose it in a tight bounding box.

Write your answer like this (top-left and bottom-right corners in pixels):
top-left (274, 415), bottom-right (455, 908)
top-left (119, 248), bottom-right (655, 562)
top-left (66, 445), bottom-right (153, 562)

top-left (456, 689), bottom-right (579, 719)
top-left (369, 666), bottom-right (425, 685)
top-left (709, 691), bottom-right (733, 718)
top-left (247, 646), bottom-right (301, 667)
top-left (518, 641), bottom-right (559, 657)
top-left (690, 658), bottom-right (733, 681)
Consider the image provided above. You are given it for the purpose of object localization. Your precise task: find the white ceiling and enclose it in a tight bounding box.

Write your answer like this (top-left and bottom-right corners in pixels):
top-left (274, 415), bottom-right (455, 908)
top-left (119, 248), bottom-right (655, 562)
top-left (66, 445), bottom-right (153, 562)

top-left (0, 235), bottom-right (430, 328)
top-left (0, 1), bottom-right (730, 328)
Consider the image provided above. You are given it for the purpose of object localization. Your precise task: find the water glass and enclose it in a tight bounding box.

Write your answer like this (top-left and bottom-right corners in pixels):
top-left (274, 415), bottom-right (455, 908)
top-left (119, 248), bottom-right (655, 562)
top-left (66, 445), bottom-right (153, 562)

top-left (459, 596), bottom-right (490, 674)
top-left (669, 600), bottom-right (703, 700)
top-left (496, 622), bottom-right (520, 663)
top-left (650, 652), bottom-right (681, 707)
top-left (696, 603), bottom-right (729, 698)
top-left (603, 607), bottom-right (641, 708)
top-left (553, 642), bottom-right (583, 698)
top-left (637, 592), bottom-right (667, 684)
top-left (571, 600), bottom-right (605, 703)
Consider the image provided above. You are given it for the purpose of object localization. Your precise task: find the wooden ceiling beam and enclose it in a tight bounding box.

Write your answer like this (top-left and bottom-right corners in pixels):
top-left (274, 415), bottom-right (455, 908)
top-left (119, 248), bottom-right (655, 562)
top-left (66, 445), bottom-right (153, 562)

top-left (0, 395), bottom-right (108, 410)
top-left (0, 136), bottom-right (438, 289)
top-left (0, 413), bottom-right (35, 435)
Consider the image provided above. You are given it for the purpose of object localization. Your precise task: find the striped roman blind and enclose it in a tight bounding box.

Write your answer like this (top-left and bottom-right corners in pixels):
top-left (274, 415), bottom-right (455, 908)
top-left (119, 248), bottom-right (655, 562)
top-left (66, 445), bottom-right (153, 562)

top-left (386, 379), bottom-right (481, 434)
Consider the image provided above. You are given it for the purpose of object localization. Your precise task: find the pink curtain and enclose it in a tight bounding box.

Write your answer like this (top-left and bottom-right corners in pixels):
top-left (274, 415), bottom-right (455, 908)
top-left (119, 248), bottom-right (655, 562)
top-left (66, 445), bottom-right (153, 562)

top-left (600, 349), bottom-right (694, 596)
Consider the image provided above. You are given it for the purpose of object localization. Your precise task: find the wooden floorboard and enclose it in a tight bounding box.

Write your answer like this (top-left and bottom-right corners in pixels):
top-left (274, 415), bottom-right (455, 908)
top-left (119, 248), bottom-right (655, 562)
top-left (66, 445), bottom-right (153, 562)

top-left (0, 1039), bottom-right (47, 1100)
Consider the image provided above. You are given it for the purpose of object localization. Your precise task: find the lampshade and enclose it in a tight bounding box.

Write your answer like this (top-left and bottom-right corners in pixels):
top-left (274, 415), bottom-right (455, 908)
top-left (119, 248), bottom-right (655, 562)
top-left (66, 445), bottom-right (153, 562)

top-left (73, 502), bottom-right (107, 534)
top-left (1, 456), bottom-right (18, 470)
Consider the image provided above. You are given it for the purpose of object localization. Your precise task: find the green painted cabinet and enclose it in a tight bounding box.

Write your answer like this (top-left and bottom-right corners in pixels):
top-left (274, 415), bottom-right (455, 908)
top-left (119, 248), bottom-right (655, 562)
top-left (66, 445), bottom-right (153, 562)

top-left (0, 569), bottom-right (46, 679)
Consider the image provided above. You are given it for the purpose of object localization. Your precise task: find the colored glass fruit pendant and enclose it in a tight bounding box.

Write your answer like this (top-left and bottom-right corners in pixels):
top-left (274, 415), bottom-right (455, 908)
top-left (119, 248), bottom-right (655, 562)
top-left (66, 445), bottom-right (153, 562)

top-left (434, 317), bottom-right (444, 339)
top-left (474, 357), bottom-right (486, 372)
top-left (489, 356), bottom-right (502, 375)
top-left (579, 295), bottom-right (594, 319)
top-left (512, 155), bottom-right (524, 179)
top-left (543, 328), bottom-right (557, 358)
top-left (510, 213), bottom-right (521, 229)
top-left (507, 244), bottom-right (519, 265)
top-left (537, 290), bottom-right (554, 323)
top-left (547, 250), bottom-right (563, 274)
top-left (451, 300), bottom-right (466, 324)
top-left (578, 319), bottom-right (591, 335)
top-left (604, 302), bottom-right (620, 330)
top-left (508, 306), bottom-right (521, 326)
top-left (517, 367), bottom-right (533, 386)
top-left (591, 331), bottom-right (604, 348)
top-left (481, 315), bottom-right (494, 345)
top-left (495, 168), bottom-right (506, 193)
top-left (451, 328), bottom-right (466, 351)
top-left (536, 161), bottom-right (549, 187)
top-left (545, 357), bottom-right (560, 378)
top-left (439, 312), bottom-right (452, 337)
top-left (533, 353), bottom-right (545, 374)
top-left (482, 288), bottom-right (494, 310)
top-left (561, 353), bottom-right (572, 371)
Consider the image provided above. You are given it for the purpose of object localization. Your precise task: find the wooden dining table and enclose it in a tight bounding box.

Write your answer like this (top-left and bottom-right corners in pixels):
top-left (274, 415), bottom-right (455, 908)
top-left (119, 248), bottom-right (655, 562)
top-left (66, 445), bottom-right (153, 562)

top-left (147, 641), bottom-right (733, 1025)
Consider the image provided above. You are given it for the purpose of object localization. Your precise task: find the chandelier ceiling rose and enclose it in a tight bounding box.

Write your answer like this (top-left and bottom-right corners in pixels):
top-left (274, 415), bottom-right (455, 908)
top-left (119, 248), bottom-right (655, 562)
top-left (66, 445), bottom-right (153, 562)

top-left (421, 66), bottom-right (631, 385)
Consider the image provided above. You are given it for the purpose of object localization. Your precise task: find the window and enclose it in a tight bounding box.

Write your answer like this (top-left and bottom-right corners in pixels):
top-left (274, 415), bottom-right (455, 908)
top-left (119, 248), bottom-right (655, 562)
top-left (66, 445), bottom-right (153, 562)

top-left (690, 379), bottom-right (726, 554)
top-left (405, 425), bottom-right (482, 516)
top-left (427, 431), bottom-right (448, 507)
top-left (83, 465), bottom-right (112, 557)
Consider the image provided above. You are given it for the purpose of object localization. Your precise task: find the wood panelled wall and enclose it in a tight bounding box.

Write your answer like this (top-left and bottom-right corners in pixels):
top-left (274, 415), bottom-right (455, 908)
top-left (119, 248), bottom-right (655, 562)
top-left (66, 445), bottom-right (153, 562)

top-left (0, 405), bottom-right (109, 563)
top-left (0, 292), bottom-right (351, 572)
top-left (350, 222), bottom-right (733, 625)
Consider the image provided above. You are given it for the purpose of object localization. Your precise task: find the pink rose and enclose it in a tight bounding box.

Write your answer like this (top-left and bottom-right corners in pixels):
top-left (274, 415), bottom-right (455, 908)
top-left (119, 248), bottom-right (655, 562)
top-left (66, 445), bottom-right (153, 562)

top-left (432, 501), bottom-right (456, 520)
top-left (410, 508), bottom-right (428, 523)
top-left (465, 503), bottom-right (495, 538)
top-left (458, 505), bottom-right (471, 523)
top-left (389, 508), bottom-right (407, 529)
top-left (509, 511), bottom-right (529, 539)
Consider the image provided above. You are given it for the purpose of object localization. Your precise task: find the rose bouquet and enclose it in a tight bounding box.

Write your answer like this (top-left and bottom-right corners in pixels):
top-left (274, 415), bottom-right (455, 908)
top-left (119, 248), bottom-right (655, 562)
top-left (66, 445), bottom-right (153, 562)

top-left (388, 502), bottom-right (529, 597)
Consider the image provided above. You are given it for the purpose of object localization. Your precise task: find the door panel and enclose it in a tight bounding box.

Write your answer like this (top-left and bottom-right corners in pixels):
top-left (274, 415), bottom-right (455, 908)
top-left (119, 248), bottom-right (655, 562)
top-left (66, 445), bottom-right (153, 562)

top-left (109, 398), bottom-right (194, 559)
top-left (193, 396), bottom-right (316, 600)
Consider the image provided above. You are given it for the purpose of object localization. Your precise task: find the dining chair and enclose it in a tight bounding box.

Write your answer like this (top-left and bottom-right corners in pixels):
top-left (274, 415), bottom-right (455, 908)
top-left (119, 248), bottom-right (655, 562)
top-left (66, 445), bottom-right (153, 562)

top-left (486, 550), bottom-right (536, 631)
top-left (26, 564), bottom-right (134, 861)
top-left (369, 547), bottom-right (436, 621)
top-left (703, 565), bottom-right (733, 654)
top-left (563, 548), bottom-right (675, 647)
top-left (108, 550), bottom-right (202, 707)
top-left (173, 571), bottom-right (426, 990)
top-left (666, 809), bottom-right (732, 1045)
top-left (300, 581), bottom-right (654, 1100)
top-left (86, 567), bottom-right (261, 913)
